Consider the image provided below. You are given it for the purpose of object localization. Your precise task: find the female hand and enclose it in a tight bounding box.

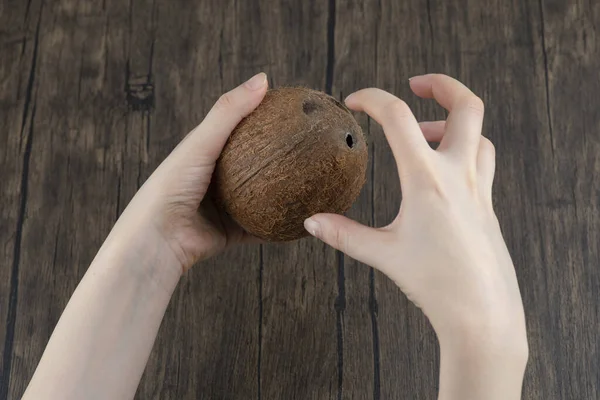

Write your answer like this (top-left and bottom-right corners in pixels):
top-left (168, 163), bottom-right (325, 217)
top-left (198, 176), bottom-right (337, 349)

top-left (116, 72), bottom-right (268, 272)
top-left (22, 73), bottom-right (269, 400)
top-left (304, 74), bottom-right (528, 399)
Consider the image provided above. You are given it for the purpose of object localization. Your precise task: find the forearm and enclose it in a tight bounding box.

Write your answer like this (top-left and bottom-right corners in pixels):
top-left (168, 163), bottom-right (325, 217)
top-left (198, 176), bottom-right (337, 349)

top-left (22, 225), bottom-right (181, 400)
top-left (437, 325), bottom-right (528, 400)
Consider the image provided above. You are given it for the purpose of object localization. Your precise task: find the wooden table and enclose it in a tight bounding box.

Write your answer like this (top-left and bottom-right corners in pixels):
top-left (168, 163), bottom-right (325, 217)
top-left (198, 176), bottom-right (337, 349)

top-left (1, 1), bottom-right (598, 399)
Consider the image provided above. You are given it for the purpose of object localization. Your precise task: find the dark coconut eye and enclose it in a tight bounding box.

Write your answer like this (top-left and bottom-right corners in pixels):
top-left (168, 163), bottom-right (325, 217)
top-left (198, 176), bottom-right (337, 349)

top-left (302, 100), bottom-right (318, 115)
top-left (345, 132), bottom-right (354, 148)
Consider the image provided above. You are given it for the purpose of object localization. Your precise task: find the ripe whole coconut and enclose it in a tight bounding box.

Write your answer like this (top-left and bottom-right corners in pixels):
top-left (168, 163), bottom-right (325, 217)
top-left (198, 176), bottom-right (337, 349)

top-left (212, 87), bottom-right (368, 242)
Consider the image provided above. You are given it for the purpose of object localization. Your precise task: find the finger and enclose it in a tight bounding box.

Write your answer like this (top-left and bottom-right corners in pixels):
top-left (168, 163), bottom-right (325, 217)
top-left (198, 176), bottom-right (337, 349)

top-left (477, 136), bottom-right (496, 201)
top-left (345, 88), bottom-right (431, 170)
top-left (305, 214), bottom-right (389, 267)
top-left (409, 74), bottom-right (484, 159)
top-left (182, 72), bottom-right (268, 162)
top-left (419, 121), bottom-right (446, 142)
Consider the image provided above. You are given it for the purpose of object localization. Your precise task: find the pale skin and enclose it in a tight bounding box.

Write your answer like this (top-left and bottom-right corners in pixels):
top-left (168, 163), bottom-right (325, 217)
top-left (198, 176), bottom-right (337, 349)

top-left (22, 72), bottom-right (528, 400)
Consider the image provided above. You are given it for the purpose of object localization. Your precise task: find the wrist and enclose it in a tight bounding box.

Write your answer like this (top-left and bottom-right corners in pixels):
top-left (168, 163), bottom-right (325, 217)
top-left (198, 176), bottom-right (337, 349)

top-left (437, 320), bottom-right (528, 400)
top-left (432, 296), bottom-right (528, 355)
top-left (439, 327), bottom-right (529, 370)
top-left (96, 216), bottom-right (183, 295)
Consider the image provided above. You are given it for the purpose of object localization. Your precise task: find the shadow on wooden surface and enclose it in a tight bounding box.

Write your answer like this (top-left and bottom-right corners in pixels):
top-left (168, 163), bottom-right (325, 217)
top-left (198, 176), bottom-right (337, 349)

top-left (0, 0), bottom-right (598, 399)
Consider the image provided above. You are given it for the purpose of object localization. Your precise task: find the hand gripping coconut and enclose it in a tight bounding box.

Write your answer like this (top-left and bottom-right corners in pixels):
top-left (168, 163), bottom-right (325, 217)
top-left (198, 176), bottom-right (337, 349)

top-left (212, 87), bottom-right (368, 241)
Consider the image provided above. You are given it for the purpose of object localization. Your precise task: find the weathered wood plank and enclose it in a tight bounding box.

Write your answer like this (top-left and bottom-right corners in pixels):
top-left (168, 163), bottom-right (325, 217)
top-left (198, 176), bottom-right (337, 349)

top-left (4, 0), bottom-right (139, 398)
top-left (522, 1), bottom-right (600, 398)
top-left (255, 1), bottom-right (339, 399)
top-left (0, 0), bottom-right (44, 397)
top-left (133, 1), bottom-right (261, 398)
top-left (333, 1), bottom-right (383, 399)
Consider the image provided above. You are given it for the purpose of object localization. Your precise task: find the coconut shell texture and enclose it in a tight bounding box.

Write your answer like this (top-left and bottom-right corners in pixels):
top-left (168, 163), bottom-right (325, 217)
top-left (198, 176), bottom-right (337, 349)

top-left (212, 87), bottom-right (368, 241)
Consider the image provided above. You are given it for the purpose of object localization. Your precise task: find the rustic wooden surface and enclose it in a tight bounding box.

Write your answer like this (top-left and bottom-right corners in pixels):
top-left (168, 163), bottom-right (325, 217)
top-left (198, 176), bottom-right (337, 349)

top-left (1, 0), bottom-right (599, 399)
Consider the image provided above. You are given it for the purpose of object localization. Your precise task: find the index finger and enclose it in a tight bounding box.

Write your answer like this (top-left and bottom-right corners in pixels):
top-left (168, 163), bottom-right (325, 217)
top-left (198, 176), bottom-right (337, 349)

top-left (344, 88), bottom-right (432, 169)
top-left (409, 74), bottom-right (484, 158)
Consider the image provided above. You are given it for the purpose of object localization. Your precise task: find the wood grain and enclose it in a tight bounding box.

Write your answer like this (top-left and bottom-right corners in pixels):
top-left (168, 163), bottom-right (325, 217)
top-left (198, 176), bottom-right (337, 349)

top-left (0, 0), bottom-right (599, 399)
top-left (0, 1), bottom-right (44, 397)
top-left (255, 2), bottom-right (339, 399)
top-left (333, 1), bottom-right (381, 399)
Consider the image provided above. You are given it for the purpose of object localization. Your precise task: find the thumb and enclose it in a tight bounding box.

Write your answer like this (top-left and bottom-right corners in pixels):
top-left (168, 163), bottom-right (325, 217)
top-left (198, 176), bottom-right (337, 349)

top-left (304, 213), bottom-right (388, 267)
top-left (177, 72), bottom-right (269, 163)
top-left (146, 73), bottom-right (268, 200)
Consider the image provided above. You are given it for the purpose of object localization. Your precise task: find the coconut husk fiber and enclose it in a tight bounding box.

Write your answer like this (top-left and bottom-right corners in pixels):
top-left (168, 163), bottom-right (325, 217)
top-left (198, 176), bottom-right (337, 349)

top-left (212, 87), bottom-right (368, 242)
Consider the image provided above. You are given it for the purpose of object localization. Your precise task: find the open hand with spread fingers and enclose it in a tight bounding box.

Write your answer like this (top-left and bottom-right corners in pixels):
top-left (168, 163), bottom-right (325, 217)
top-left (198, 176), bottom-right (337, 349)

top-left (304, 74), bottom-right (528, 400)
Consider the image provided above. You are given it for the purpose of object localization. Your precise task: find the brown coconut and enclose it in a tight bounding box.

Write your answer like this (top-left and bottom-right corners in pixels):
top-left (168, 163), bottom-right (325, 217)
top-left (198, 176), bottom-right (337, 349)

top-left (212, 87), bottom-right (368, 241)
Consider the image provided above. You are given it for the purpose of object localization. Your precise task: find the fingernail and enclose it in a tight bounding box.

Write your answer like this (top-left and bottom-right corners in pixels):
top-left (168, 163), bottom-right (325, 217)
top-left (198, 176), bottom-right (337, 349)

top-left (344, 93), bottom-right (355, 103)
top-left (304, 218), bottom-right (321, 238)
top-left (409, 75), bottom-right (422, 82)
top-left (245, 72), bottom-right (267, 90)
